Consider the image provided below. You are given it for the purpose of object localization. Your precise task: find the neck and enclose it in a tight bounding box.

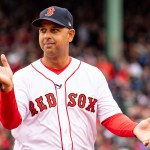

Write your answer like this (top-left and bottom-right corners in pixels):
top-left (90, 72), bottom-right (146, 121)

top-left (41, 56), bottom-right (70, 69)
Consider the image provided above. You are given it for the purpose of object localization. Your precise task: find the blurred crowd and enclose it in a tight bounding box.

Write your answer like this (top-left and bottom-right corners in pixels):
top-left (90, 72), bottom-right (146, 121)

top-left (1, 0), bottom-right (150, 149)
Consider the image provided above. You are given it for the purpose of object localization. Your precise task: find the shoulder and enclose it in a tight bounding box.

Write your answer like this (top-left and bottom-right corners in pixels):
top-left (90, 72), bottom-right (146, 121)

top-left (73, 57), bottom-right (105, 79)
top-left (72, 57), bottom-right (98, 69)
top-left (13, 59), bottom-right (40, 78)
top-left (79, 59), bottom-right (103, 74)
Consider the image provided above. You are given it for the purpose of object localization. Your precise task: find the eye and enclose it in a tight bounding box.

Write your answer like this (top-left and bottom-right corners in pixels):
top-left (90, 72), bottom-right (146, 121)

top-left (39, 28), bottom-right (47, 33)
top-left (51, 28), bottom-right (59, 33)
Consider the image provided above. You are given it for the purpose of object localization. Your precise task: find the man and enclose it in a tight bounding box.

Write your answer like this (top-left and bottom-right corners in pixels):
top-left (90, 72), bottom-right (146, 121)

top-left (0, 6), bottom-right (150, 150)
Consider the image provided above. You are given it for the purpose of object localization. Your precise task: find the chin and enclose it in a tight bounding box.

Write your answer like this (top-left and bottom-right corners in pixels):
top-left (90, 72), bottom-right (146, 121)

top-left (45, 52), bottom-right (57, 59)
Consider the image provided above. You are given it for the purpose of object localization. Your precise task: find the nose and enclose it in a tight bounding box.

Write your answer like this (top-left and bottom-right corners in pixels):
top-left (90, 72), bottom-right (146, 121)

top-left (44, 31), bottom-right (52, 39)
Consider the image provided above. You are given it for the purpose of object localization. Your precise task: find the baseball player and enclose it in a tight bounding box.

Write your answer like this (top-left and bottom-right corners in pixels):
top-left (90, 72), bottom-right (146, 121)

top-left (0, 5), bottom-right (150, 150)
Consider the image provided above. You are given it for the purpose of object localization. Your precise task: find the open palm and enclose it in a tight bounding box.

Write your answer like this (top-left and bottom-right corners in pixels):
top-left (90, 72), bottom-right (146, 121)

top-left (0, 54), bottom-right (13, 92)
top-left (134, 118), bottom-right (150, 146)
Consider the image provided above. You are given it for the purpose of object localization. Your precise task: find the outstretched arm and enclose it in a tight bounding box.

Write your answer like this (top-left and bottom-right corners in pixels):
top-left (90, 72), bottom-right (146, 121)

top-left (102, 113), bottom-right (150, 147)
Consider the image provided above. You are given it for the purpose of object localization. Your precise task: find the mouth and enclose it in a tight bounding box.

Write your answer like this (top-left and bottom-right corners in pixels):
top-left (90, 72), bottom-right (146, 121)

top-left (44, 42), bottom-right (55, 48)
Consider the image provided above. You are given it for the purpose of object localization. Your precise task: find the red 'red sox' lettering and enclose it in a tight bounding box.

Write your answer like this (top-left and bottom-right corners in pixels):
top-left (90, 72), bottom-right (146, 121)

top-left (68, 93), bottom-right (77, 107)
top-left (78, 94), bottom-right (86, 108)
top-left (67, 93), bottom-right (97, 112)
top-left (85, 97), bottom-right (97, 112)
top-left (35, 96), bottom-right (47, 112)
top-left (29, 93), bottom-right (97, 116)
top-left (29, 101), bottom-right (38, 116)
top-left (45, 93), bottom-right (57, 107)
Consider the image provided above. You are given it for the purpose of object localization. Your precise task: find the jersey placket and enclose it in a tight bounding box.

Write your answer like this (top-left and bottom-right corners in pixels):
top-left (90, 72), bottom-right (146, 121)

top-left (56, 80), bottom-right (73, 150)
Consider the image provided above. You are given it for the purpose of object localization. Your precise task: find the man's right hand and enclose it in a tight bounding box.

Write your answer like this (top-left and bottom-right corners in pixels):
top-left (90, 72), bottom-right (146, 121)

top-left (0, 54), bottom-right (13, 92)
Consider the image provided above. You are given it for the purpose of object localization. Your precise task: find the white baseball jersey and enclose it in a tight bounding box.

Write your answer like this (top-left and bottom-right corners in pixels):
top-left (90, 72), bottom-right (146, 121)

top-left (12, 57), bottom-right (122, 150)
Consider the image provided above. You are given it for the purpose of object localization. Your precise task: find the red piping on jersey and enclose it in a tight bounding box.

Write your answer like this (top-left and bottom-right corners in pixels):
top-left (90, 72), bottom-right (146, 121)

top-left (31, 60), bottom-right (81, 150)
top-left (40, 57), bottom-right (72, 75)
top-left (54, 85), bottom-right (64, 150)
top-left (64, 61), bottom-right (82, 150)
top-left (31, 64), bottom-right (64, 150)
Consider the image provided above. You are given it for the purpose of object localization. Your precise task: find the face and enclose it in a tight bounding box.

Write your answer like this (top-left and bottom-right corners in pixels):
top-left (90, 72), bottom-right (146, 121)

top-left (39, 20), bottom-right (75, 59)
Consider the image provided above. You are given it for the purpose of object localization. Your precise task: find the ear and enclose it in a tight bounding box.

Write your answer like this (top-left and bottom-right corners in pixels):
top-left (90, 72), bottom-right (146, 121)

top-left (68, 29), bottom-right (75, 42)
